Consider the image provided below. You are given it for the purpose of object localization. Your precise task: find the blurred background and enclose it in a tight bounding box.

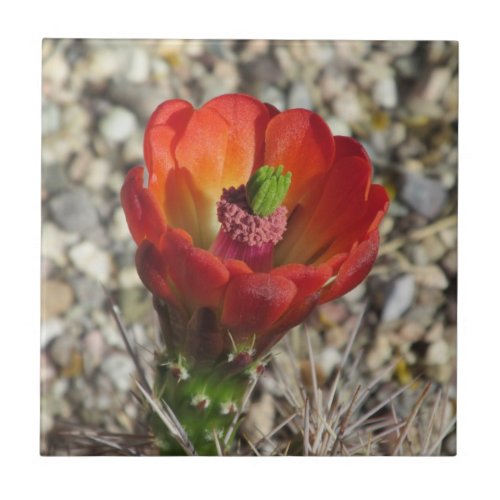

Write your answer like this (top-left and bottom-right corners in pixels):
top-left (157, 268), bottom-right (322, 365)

top-left (41, 40), bottom-right (457, 455)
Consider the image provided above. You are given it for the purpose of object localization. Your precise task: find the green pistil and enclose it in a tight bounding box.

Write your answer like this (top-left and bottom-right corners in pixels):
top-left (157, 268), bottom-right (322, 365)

top-left (246, 165), bottom-right (292, 217)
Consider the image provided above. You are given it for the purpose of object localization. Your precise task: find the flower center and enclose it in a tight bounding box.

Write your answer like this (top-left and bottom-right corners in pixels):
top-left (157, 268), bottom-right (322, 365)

top-left (210, 166), bottom-right (291, 272)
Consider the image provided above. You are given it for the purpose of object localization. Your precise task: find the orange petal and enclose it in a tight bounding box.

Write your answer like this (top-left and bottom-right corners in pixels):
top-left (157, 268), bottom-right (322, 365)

top-left (135, 239), bottom-right (182, 309)
top-left (144, 99), bottom-right (194, 208)
top-left (222, 273), bottom-right (297, 339)
top-left (120, 166), bottom-right (167, 245)
top-left (204, 93), bottom-right (271, 182)
top-left (271, 263), bottom-right (331, 303)
top-left (160, 228), bottom-right (230, 309)
top-left (319, 230), bottom-right (380, 303)
top-left (314, 183), bottom-right (389, 263)
top-left (264, 109), bottom-right (335, 211)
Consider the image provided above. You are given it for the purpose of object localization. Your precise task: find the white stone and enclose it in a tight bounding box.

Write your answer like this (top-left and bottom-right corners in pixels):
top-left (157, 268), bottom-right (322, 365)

top-left (84, 158), bottom-right (111, 191)
top-left (110, 208), bottom-right (131, 241)
top-left (42, 222), bottom-right (80, 266)
top-left (382, 274), bottom-right (415, 322)
top-left (125, 48), bottom-right (150, 83)
top-left (414, 265), bottom-right (449, 290)
top-left (99, 106), bottom-right (138, 143)
top-left (41, 318), bottom-right (65, 347)
top-left (316, 346), bottom-right (342, 377)
top-left (373, 77), bottom-right (398, 108)
top-left (101, 352), bottom-right (136, 392)
top-left (69, 241), bottom-right (113, 282)
top-left (426, 339), bottom-right (450, 365)
top-left (118, 266), bottom-right (142, 289)
top-left (326, 116), bottom-right (351, 137)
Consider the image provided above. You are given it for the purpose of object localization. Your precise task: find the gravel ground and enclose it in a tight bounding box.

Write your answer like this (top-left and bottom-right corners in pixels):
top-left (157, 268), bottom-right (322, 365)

top-left (41, 39), bottom-right (457, 455)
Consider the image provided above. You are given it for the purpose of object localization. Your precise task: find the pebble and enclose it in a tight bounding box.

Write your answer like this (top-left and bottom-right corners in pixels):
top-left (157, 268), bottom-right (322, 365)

top-left (373, 77), bottom-right (398, 108)
top-left (43, 50), bottom-right (69, 89)
top-left (258, 86), bottom-right (286, 111)
top-left (84, 47), bottom-right (120, 84)
top-left (49, 333), bottom-right (79, 368)
top-left (439, 227), bottom-right (457, 249)
top-left (422, 235), bottom-right (447, 262)
top-left (288, 81), bottom-right (313, 109)
top-left (42, 280), bottom-right (75, 320)
top-left (241, 393), bottom-right (275, 443)
top-left (400, 172), bottom-right (447, 219)
top-left (124, 47), bottom-right (150, 83)
top-left (118, 266), bottom-right (142, 289)
top-left (382, 274), bottom-right (416, 322)
top-left (100, 352), bottom-right (136, 392)
top-left (425, 339), bottom-right (450, 365)
top-left (421, 67), bottom-right (452, 103)
top-left (110, 207), bottom-right (131, 242)
top-left (326, 116), bottom-right (351, 136)
top-left (83, 329), bottom-right (107, 372)
top-left (333, 91), bottom-right (364, 123)
top-left (366, 335), bottom-right (392, 371)
top-left (42, 102), bottom-right (61, 136)
top-left (41, 318), bottom-right (65, 347)
top-left (316, 346), bottom-right (342, 377)
top-left (414, 265), bottom-right (449, 290)
top-left (99, 106), bottom-right (138, 143)
top-left (83, 158), bottom-right (111, 191)
top-left (441, 249), bottom-right (457, 275)
top-left (72, 275), bottom-right (107, 310)
top-left (399, 322), bottom-right (425, 342)
top-left (69, 241), bottom-right (114, 282)
top-left (49, 189), bottom-right (99, 233)
top-left (42, 222), bottom-right (80, 266)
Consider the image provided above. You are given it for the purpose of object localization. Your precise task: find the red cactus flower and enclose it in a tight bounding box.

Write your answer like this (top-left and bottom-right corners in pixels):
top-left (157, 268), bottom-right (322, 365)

top-left (121, 93), bottom-right (388, 369)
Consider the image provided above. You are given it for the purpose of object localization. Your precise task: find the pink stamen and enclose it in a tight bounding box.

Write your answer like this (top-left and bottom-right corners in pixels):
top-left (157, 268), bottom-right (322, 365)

top-left (210, 185), bottom-right (287, 272)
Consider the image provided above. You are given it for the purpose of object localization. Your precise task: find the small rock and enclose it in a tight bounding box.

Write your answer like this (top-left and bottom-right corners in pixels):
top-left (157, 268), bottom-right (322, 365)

top-left (325, 325), bottom-right (349, 349)
top-left (441, 249), bottom-right (457, 275)
top-left (399, 322), bottom-right (425, 342)
top-left (422, 235), bottom-right (447, 262)
top-left (124, 47), bottom-right (150, 83)
top-left (421, 67), bottom-right (452, 103)
top-left (241, 393), bottom-right (275, 443)
top-left (42, 102), bottom-right (61, 135)
top-left (333, 91), bottom-right (364, 123)
top-left (122, 131), bottom-right (144, 164)
top-left (425, 339), bottom-right (450, 365)
top-left (288, 81), bottom-right (312, 109)
top-left (42, 163), bottom-right (69, 195)
top-left (317, 301), bottom-right (349, 326)
top-left (41, 318), bottom-right (65, 347)
top-left (439, 227), bottom-right (457, 249)
top-left (343, 282), bottom-right (367, 305)
top-left (258, 86), bottom-right (285, 111)
top-left (100, 352), bottom-right (136, 392)
top-left (83, 330), bottom-right (107, 372)
top-left (61, 103), bottom-right (91, 134)
top-left (83, 158), bottom-right (111, 191)
top-left (43, 50), bottom-right (69, 89)
top-left (84, 47), bottom-right (120, 84)
top-left (69, 241), bottom-right (113, 282)
top-left (49, 333), bottom-right (79, 368)
top-left (425, 321), bottom-right (444, 342)
top-left (366, 335), bottom-right (392, 371)
top-left (41, 351), bottom-right (56, 385)
top-left (49, 189), bottom-right (99, 233)
top-left (414, 265), bottom-right (449, 289)
top-left (72, 275), bottom-right (106, 310)
top-left (317, 346), bottom-right (342, 377)
top-left (99, 106), bottom-right (138, 143)
top-left (42, 280), bottom-right (75, 320)
top-left (118, 266), bottom-right (142, 289)
top-left (400, 172), bottom-right (447, 219)
top-left (326, 116), bottom-right (351, 136)
top-left (42, 222), bottom-right (80, 266)
top-left (382, 274), bottom-right (415, 322)
top-left (373, 77), bottom-right (398, 108)
top-left (110, 207), bottom-right (131, 241)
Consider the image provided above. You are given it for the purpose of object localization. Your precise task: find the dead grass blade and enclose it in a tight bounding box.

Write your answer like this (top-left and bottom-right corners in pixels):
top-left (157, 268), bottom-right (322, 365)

top-left (391, 382), bottom-right (431, 456)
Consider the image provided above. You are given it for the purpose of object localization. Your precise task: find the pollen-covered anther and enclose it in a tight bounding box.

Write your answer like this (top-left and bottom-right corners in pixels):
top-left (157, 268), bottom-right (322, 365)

top-left (191, 393), bottom-right (211, 410)
top-left (216, 185), bottom-right (288, 246)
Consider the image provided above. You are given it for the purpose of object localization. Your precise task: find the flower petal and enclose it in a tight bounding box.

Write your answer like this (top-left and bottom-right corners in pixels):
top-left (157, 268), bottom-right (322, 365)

top-left (144, 99), bottom-right (194, 207)
top-left (277, 154), bottom-right (372, 264)
top-left (222, 273), bottom-right (297, 339)
top-left (120, 166), bottom-right (167, 245)
top-left (135, 239), bottom-right (182, 309)
top-left (319, 230), bottom-right (380, 303)
top-left (264, 109), bottom-right (335, 211)
top-left (204, 93), bottom-right (271, 183)
top-left (160, 228), bottom-right (230, 309)
top-left (271, 263), bottom-right (331, 302)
